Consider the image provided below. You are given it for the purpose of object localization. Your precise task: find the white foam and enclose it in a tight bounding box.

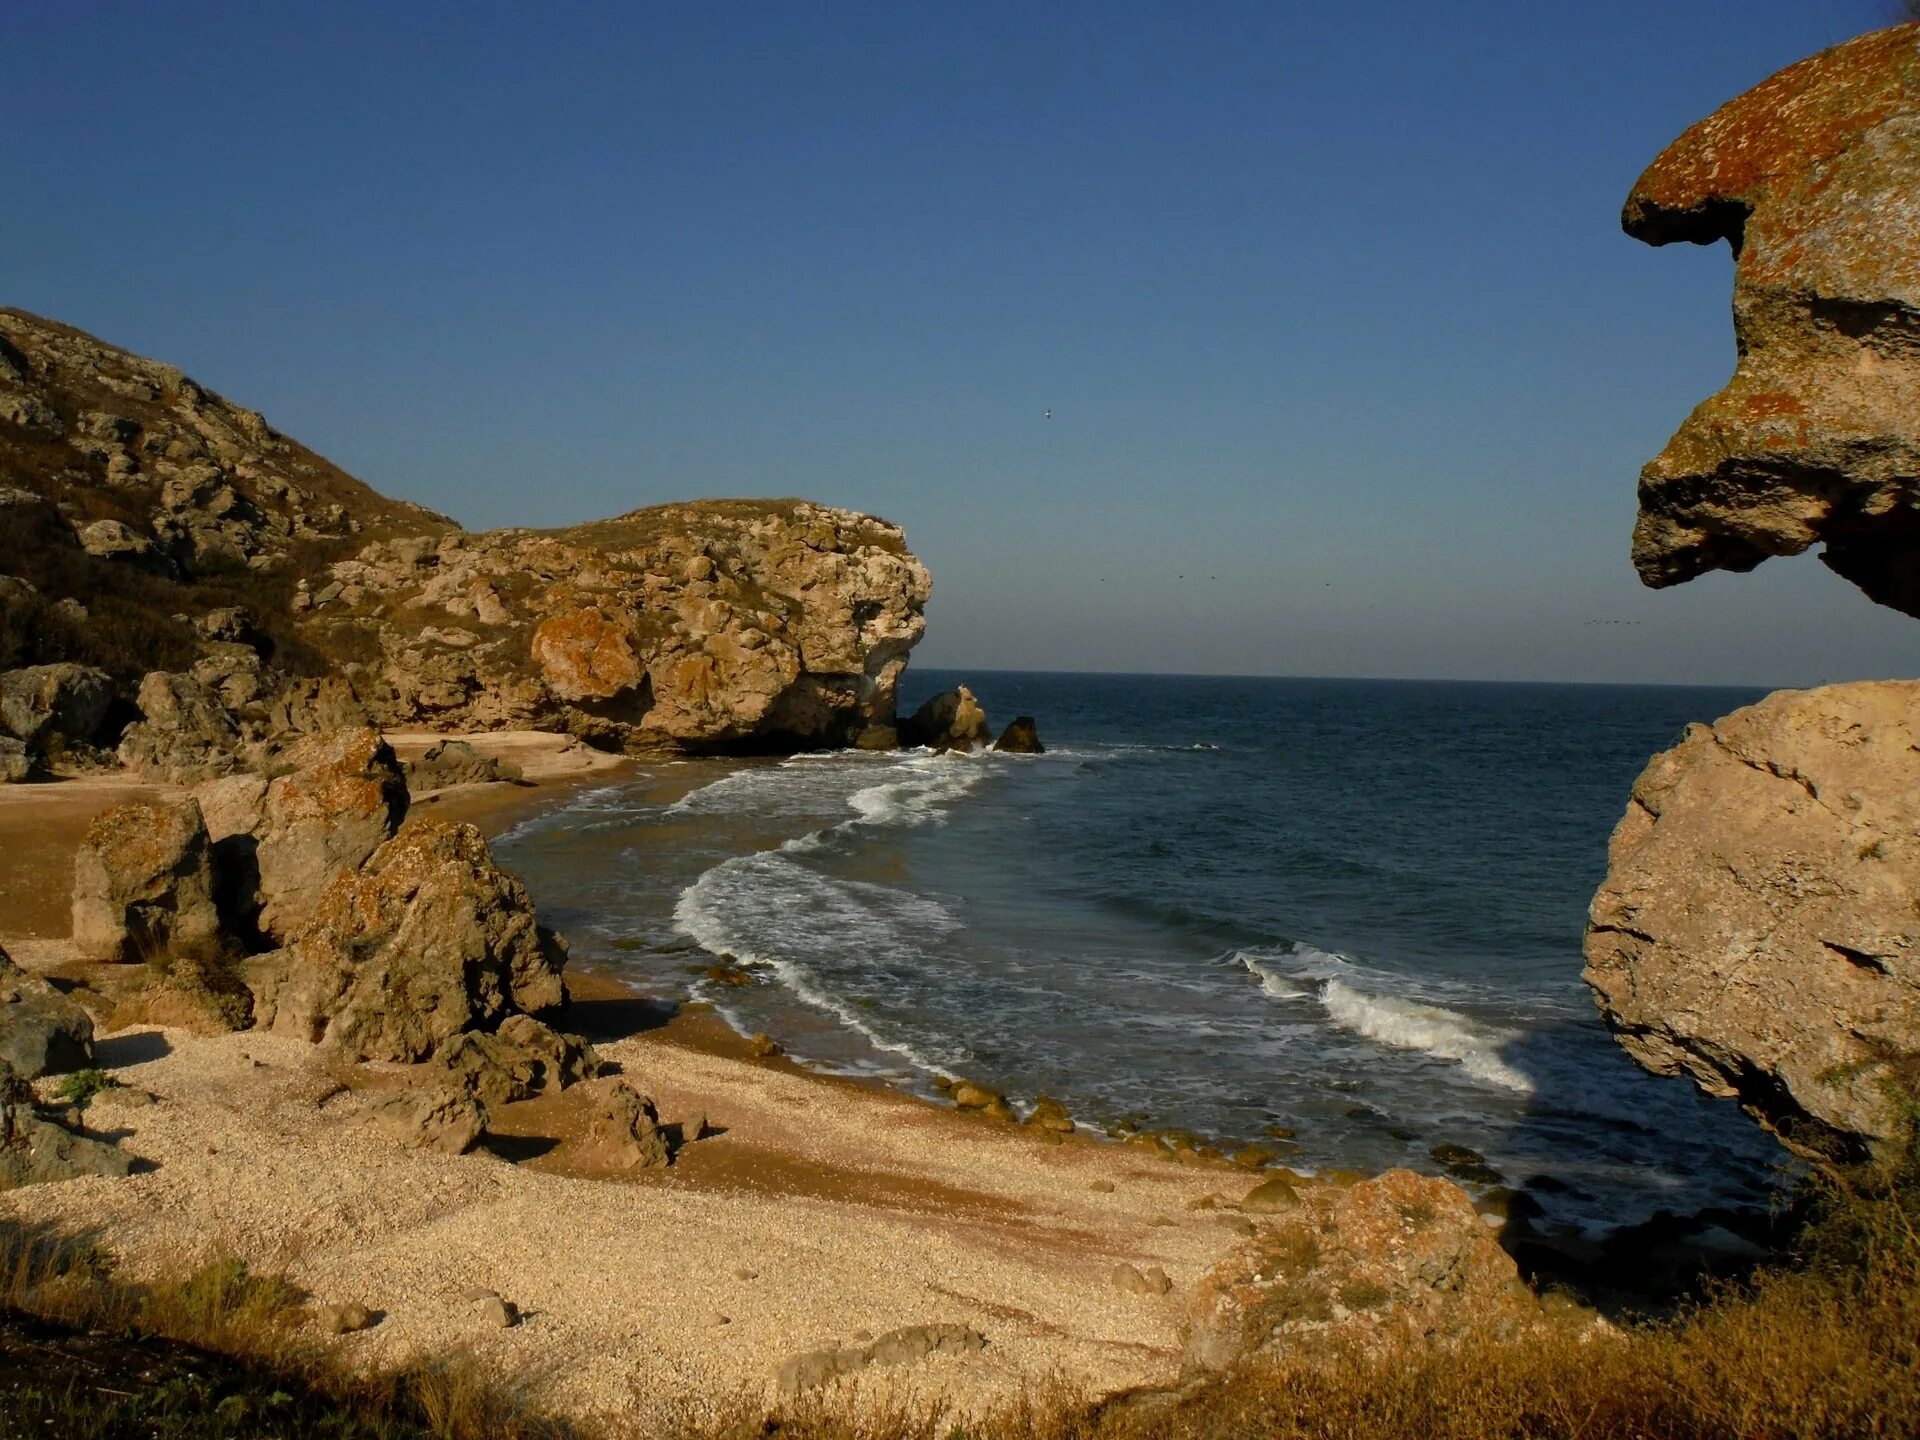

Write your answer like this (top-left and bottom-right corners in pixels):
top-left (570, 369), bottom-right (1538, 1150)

top-left (1240, 945), bottom-right (1534, 1094)
top-left (1319, 980), bottom-right (1534, 1093)
top-left (673, 851), bottom-right (961, 1077)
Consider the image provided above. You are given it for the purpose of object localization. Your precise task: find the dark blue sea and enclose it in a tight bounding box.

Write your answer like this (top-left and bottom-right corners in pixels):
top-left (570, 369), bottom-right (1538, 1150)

top-left (497, 671), bottom-right (1786, 1232)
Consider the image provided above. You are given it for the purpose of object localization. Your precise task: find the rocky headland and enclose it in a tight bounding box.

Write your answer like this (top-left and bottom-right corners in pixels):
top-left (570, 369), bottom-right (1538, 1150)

top-left (1586, 23), bottom-right (1920, 1167)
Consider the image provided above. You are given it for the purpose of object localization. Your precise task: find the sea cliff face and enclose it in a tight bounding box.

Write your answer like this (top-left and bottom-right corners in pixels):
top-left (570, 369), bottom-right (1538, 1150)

top-left (0, 307), bottom-right (928, 755)
top-left (1589, 24), bottom-right (1920, 1162)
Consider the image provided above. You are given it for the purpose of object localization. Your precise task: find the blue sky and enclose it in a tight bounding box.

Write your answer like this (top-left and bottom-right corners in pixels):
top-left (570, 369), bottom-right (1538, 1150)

top-left (7, 1), bottom-right (1917, 686)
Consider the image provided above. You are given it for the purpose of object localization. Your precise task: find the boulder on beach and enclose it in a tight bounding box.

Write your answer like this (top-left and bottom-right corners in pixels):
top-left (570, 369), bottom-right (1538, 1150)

top-left (250, 820), bottom-right (568, 1062)
top-left (0, 662), bottom-right (114, 751)
top-left (117, 671), bottom-right (245, 782)
top-left (0, 944), bottom-right (93, 1078)
top-left (572, 1076), bottom-right (673, 1171)
top-left (0, 1059), bottom-right (134, 1189)
top-left (195, 727), bottom-right (409, 941)
top-left (70, 797), bottom-right (222, 964)
top-left (405, 738), bottom-right (523, 792)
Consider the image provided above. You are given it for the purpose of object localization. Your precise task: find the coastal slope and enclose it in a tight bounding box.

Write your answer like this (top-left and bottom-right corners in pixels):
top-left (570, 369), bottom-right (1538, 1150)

top-left (0, 307), bottom-right (928, 754)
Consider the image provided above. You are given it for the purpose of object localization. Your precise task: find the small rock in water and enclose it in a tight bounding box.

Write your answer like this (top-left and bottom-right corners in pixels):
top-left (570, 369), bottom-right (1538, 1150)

top-left (1024, 1095), bottom-right (1075, 1134)
top-left (747, 1033), bottom-right (783, 1059)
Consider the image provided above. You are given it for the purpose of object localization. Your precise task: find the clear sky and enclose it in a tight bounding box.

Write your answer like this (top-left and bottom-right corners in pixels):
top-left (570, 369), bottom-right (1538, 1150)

top-left (7, 1), bottom-right (1917, 687)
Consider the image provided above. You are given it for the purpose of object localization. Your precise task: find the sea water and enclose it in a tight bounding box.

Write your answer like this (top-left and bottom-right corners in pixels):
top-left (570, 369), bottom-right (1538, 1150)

top-left (495, 671), bottom-right (1786, 1231)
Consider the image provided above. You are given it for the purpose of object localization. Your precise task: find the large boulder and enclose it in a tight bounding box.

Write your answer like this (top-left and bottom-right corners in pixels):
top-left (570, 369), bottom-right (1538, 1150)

top-left (1621, 23), bottom-right (1920, 616)
top-left (1585, 683), bottom-right (1920, 1162)
top-left (117, 671), bottom-right (244, 782)
top-left (0, 944), bottom-right (92, 1077)
top-left (0, 663), bottom-right (114, 750)
top-left (0, 1060), bottom-right (133, 1190)
top-left (898, 685), bottom-right (990, 752)
top-left (70, 798), bottom-right (222, 964)
top-left (194, 728), bottom-right (409, 940)
top-left (250, 821), bottom-right (568, 1062)
top-left (1183, 1169), bottom-right (1536, 1372)
top-left (432, 1015), bottom-right (604, 1107)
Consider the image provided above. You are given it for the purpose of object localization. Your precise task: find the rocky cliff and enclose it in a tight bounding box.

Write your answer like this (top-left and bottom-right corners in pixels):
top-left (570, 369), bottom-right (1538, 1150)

top-left (1620, 23), bottom-right (1920, 617)
top-left (0, 308), bottom-right (928, 755)
top-left (1589, 25), bottom-right (1920, 1163)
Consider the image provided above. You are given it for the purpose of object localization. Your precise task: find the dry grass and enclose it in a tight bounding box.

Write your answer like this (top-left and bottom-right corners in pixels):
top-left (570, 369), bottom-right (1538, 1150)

top-left (1, 1160), bottom-right (1916, 1438)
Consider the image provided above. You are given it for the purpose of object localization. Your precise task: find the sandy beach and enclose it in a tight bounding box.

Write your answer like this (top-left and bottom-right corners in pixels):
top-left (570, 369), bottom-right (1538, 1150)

top-left (0, 731), bottom-right (1266, 1428)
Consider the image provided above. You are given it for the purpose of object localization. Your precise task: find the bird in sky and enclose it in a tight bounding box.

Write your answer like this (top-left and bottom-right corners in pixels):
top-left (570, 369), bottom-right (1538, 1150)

top-left (1044, 408), bottom-right (1053, 420)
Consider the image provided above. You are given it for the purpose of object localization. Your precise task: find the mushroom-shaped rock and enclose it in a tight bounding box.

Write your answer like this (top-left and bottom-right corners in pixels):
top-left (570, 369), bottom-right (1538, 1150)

top-left (70, 798), bottom-right (221, 964)
top-left (1622, 23), bottom-right (1920, 616)
top-left (252, 821), bottom-right (568, 1061)
top-left (1584, 681), bottom-right (1920, 1163)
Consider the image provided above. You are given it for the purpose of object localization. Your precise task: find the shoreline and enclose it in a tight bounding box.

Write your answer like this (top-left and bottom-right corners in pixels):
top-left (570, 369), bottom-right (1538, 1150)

top-left (0, 731), bottom-right (1280, 1425)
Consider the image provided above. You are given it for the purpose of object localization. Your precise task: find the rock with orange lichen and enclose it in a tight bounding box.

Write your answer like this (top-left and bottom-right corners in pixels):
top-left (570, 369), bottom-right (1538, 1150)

top-left (250, 820), bottom-right (568, 1062)
top-left (1182, 1169), bottom-right (1536, 1372)
top-left (192, 727), bottom-right (408, 941)
top-left (1622, 23), bottom-right (1920, 616)
top-left (70, 798), bottom-right (222, 963)
top-left (529, 606), bottom-right (647, 705)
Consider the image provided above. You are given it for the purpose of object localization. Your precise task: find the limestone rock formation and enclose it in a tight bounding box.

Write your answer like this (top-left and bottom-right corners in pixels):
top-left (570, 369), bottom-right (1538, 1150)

top-left (251, 821), bottom-right (568, 1062)
top-left (0, 307), bottom-right (931, 754)
top-left (405, 738), bottom-right (522, 791)
top-left (0, 662), bottom-right (113, 751)
top-left (70, 798), bottom-right (221, 963)
top-left (117, 671), bottom-right (246, 781)
top-left (0, 944), bottom-right (93, 1077)
top-left (572, 1077), bottom-right (673, 1171)
top-left (365, 1084), bottom-right (487, 1155)
top-left (195, 727), bottom-right (409, 941)
top-left (1183, 1170), bottom-right (1535, 1372)
top-left (899, 685), bottom-right (990, 752)
top-left (0, 737), bottom-right (42, 783)
top-left (1621, 23), bottom-right (1920, 615)
top-left (431, 1017), bottom-right (604, 1108)
top-left (1585, 683), bottom-right (1920, 1161)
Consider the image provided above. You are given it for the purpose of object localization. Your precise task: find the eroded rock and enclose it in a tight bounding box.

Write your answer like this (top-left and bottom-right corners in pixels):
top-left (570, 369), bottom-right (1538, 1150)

top-left (0, 944), bottom-right (92, 1077)
top-left (70, 798), bottom-right (221, 963)
top-left (1183, 1169), bottom-right (1535, 1372)
top-left (1621, 23), bottom-right (1920, 616)
top-left (0, 663), bottom-right (113, 750)
top-left (0, 1059), bottom-right (133, 1189)
top-left (899, 685), bottom-right (990, 752)
top-left (252, 821), bottom-right (567, 1061)
top-left (1584, 682), bottom-right (1920, 1161)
